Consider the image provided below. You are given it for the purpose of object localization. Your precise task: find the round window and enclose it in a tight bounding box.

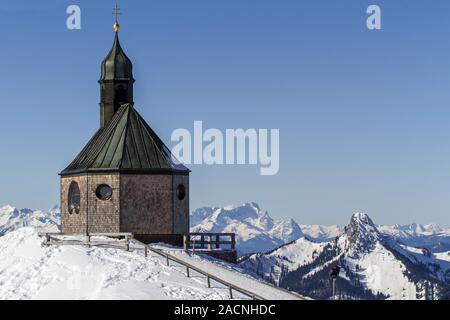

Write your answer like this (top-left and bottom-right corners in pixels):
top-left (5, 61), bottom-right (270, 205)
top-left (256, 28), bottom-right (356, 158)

top-left (96, 184), bottom-right (113, 200)
top-left (176, 184), bottom-right (186, 200)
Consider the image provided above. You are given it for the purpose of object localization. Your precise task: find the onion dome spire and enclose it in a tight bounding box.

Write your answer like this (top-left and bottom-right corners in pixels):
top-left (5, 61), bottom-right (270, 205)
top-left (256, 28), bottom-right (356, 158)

top-left (98, 4), bottom-right (135, 128)
top-left (100, 4), bottom-right (133, 82)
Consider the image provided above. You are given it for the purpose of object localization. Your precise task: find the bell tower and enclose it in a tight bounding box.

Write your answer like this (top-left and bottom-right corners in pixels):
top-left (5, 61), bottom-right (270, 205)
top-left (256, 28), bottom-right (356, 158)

top-left (99, 7), bottom-right (135, 128)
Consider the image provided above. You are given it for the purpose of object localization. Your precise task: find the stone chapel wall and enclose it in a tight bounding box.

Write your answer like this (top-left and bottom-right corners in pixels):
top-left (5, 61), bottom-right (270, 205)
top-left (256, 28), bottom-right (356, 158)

top-left (86, 173), bottom-right (120, 233)
top-left (120, 174), bottom-right (173, 234)
top-left (61, 175), bottom-right (87, 234)
top-left (61, 174), bottom-right (120, 234)
top-left (172, 174), bottom-right (190, 234)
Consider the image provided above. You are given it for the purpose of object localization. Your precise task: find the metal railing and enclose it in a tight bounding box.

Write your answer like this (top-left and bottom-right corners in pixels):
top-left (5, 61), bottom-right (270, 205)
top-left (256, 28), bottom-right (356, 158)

top-left (132, 238), bottom-right (264, 300)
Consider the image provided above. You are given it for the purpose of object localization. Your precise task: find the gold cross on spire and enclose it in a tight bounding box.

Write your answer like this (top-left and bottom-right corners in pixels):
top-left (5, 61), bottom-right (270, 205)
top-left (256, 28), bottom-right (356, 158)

top-left (113, 4), bottom-right (121, 22)
top-left (113, 4), bottom-right (121, 32)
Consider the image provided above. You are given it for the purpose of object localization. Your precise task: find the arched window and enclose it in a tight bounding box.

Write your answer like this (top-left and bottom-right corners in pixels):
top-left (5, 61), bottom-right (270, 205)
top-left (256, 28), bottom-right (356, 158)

top-left (68, 181), bottom-right (81, 214)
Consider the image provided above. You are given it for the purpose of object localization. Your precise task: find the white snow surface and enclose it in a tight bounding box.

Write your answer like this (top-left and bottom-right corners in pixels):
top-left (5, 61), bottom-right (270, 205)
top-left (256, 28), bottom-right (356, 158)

top-left (0, 228), bottom-right (300, 300)
top-left (153, 245), bottom-right (304, 300)
top-left (344, 240), bottom-right (418, 300)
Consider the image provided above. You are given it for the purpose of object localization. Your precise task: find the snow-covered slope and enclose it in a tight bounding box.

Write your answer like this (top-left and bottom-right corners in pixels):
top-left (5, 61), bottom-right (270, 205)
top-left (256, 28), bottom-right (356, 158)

top-left (191, 203), bottom-right (303, 256)
top-left (0, 205), bottom-right (59, 236)
top-left (241, 238), bottom-right (329, 285)
top-left (155, 245), bottom-right (303, 300)
top-left (241, 213), bottom-right (450, 300)
top-left (0, 227), bottom-right (278, 300)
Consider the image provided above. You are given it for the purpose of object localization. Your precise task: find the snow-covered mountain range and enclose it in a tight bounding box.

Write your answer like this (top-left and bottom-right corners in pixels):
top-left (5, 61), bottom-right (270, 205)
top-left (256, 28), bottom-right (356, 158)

top-left (2, 203), bottom-right (450, 256)
top-left (191, 203), bottom-right (450, 257)
top-left (241, 213), bottom-right (450, 300)
top-left (0, 205), bottom-right (60, 236)
top-left (378, 223), bottom-right (450, 253)
top-left (191, 203), bottom-right (303, 256)
top-left (2, 203), bottom-right (450, 299)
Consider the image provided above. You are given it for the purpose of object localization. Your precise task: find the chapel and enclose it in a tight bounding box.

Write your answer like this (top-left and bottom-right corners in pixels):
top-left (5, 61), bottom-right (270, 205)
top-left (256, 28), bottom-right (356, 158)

top-left (59, 16), bottom-right (190, 243)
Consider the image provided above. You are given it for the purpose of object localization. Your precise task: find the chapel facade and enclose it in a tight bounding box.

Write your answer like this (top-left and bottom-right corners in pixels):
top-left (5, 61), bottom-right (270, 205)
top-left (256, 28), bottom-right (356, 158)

top-left (59, 20), bottom-right (190, 241)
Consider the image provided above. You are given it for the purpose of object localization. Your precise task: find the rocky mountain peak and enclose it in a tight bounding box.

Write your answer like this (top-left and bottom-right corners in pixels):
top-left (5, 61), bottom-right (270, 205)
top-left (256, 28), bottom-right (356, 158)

top-left (345, 212), bottom-right (380, 254)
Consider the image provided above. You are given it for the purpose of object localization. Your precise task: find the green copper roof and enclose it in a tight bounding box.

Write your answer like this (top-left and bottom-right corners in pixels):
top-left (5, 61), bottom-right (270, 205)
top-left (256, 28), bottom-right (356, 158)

top-left (60, 104), bottom-right (189, 176)
top-left (100, 32), bottom-right (134, 81)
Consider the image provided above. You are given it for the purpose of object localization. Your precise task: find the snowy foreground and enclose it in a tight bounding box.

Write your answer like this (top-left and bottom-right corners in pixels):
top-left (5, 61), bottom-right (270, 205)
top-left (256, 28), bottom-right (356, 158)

top-left (153, 244), bottom-right (303, 300)
top-left (0, 227), bottom-right (301, 300)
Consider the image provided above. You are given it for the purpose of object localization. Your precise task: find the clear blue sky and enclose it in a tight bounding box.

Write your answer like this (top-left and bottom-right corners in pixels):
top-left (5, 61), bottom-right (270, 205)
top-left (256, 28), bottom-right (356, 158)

top-left (1, 0), bottom-right (450, 226)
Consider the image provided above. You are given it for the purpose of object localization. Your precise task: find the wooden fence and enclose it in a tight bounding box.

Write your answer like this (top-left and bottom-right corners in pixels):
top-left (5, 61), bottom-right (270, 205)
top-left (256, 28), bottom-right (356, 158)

top-left (183, 233), bottom-right (236, 251)
top-left (40, 232), bottom-right (133, 251)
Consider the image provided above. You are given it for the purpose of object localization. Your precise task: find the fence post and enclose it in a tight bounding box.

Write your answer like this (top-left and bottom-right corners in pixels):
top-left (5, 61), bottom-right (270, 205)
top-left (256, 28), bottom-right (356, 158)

top-left (166, 255), bottom-right (170, 266)
top-left (229, 287), bottom-right (233, 299)
top-left (46, 234), bottom-right (50, 245)
top-left (144, 245), bottom-right (148, 258)
top-left (207, 276), bottom-right (211, 288)
top-left (87, 235), bottom-right (91, 248)
top-left (126, 236), bottom-right (130, 252)
top-left (215, 235), bottom-right (220, 249)
top-left (183, 235), bottom-right (188, 251)
top-left (231, 234), bottom-right (236, 250)
top-left (200, 235), bottom-right (205, 249)
top-left (208, 234), bottom-right (212, 250)
top-left (186, 266), bottom-right (190, 278)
